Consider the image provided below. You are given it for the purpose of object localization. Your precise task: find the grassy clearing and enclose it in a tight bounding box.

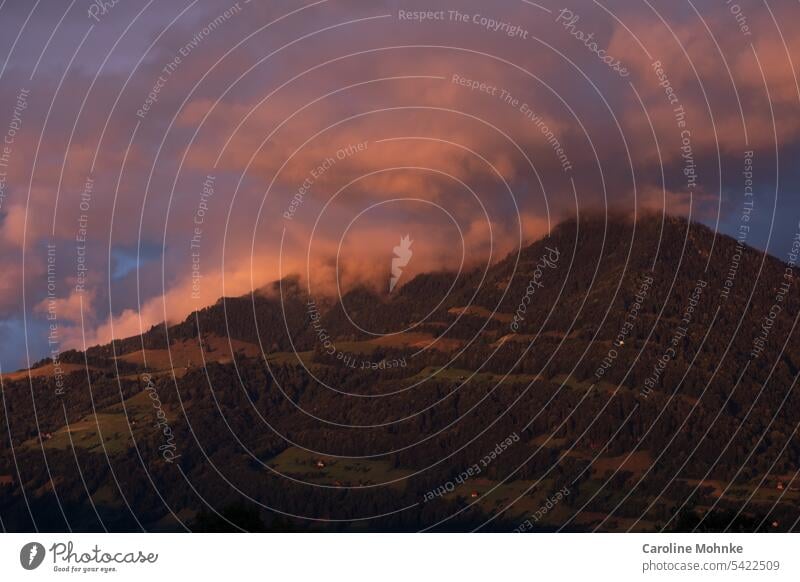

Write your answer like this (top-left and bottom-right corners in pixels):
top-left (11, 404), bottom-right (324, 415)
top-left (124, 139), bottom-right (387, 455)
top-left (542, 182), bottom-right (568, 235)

top-left (1, 363), bottom-right (90, 383)
top-left (267, 446), bottom-right (411, 488)
top-left (118, 336), bottom-right (261, 371)
top-left (29, 413), bottom-right (134, 455)
top-left (22, 388), bottom-right (178, 456)
top-left (448, 306), bottom-right (514, 323)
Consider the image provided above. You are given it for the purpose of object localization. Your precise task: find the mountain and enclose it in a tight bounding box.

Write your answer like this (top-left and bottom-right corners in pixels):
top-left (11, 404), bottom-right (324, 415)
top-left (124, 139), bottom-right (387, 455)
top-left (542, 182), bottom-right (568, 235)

top-left (2, 215), bottom-right (799, 532)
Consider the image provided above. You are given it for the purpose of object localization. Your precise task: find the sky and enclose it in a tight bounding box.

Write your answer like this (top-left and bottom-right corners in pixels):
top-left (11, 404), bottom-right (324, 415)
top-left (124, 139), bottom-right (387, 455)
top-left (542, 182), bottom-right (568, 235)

top-left (0, 0), bottom-right (798, 371)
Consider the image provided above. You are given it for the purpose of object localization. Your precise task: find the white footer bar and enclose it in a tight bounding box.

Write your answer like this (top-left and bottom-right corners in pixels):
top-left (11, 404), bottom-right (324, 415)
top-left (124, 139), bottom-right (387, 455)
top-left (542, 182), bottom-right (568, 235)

top-left (1, 533), bottom-right (797, 581)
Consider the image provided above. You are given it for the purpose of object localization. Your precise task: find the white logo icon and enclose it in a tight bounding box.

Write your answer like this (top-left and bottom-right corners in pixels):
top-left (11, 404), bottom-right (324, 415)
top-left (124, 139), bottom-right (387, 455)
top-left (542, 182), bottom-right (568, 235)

top-left (390, 235), bottom-right (413, 293)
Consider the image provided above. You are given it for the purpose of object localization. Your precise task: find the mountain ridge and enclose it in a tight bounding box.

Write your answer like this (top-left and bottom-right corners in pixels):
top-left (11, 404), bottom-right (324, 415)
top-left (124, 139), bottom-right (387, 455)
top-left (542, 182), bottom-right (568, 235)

top-left (2, 214), bottom-right (799, 532)
top-left (31, 213), bottom-right (782, 369)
